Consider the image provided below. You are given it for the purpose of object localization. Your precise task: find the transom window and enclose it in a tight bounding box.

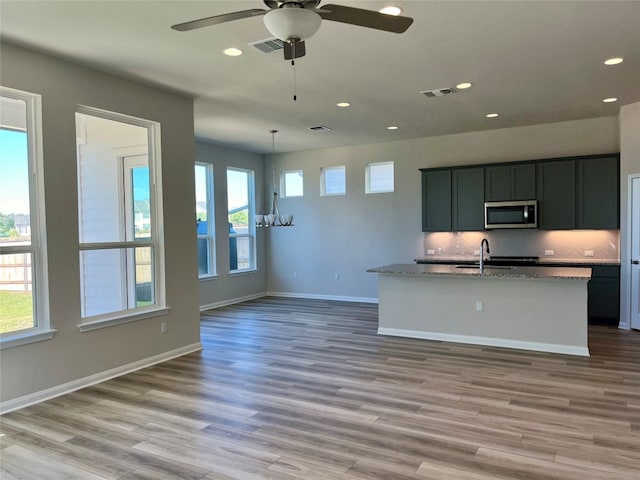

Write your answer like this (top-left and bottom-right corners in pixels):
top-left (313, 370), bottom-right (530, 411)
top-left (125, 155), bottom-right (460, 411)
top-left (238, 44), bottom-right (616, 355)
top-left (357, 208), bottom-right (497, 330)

top-left (320, 165), bottom-right (346, 196)
top-left (366, 161), bottom-right (394, 193)
top-left (281, 170), bottom-right (304, 198)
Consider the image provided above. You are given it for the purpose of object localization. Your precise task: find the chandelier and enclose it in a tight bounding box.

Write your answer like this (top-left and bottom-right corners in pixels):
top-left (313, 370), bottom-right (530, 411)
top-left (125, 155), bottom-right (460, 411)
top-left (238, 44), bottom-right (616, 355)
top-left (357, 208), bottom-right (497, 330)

top-left (256, 129), bottom-right (294, 227)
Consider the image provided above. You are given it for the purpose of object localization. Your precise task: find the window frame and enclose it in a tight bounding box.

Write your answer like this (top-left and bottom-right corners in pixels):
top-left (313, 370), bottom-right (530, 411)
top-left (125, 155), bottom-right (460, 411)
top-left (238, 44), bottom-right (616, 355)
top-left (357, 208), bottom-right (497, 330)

top-left (195, 162), bottom-right (216, 278)
top-left (226, 167), bottom-right (256, 274)
top-left (75, 106), bottom-right (167, 332)
top-left (0, 86), bottom-right (53, 349)
top-left (320, 165), bottom-right (346, 196)
top-left (365, 161), bottom-right (395, 194)
top-left (280, 169), bottom-right (304, 198)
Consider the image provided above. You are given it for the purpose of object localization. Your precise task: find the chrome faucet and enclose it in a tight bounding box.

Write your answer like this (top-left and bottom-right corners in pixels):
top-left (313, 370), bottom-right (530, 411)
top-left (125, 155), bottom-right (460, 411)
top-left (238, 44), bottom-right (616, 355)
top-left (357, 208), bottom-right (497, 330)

top-left (480, 238), bottom-right (490, 274)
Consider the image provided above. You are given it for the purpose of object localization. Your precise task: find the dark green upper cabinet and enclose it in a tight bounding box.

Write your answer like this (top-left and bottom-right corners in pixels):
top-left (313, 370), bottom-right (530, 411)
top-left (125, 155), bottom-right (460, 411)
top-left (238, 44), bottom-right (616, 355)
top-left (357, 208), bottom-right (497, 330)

top-left (485, 163), bottom-right (536, 201)
top-left (453, 167), bottom-right (485, 231)
top-left (576, 155), bottom-right (619, 229)
top-left (421, 169), bottom-right (451, 232)
top-left (537, 160), bottom-right (576, 230)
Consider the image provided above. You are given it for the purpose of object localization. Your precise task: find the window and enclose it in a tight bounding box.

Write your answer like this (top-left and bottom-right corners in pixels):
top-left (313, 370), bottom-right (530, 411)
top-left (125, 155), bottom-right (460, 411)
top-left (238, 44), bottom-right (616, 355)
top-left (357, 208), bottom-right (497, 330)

top-left (195, 163), bottom-right (215, 277)
top-left (366, 161), bottom-right (394, 193)
top-left (321, 165), bottom-right (346, 196)
top-left (76, 108), bottom-right (165, 328)
top-left (227, 167), bottom-right (255, 272)
top-left (0, 87), bottom-right (51, 346)
top-left (281, 170), bottom-right (304, 197)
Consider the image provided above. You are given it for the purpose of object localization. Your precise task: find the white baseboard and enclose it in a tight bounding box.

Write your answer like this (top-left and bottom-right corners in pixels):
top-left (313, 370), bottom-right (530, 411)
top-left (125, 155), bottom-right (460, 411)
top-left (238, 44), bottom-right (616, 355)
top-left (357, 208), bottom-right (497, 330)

top-left (377, 327), bottom-right (590, 357)
top-left (267, 291), bottom-right (379, 304)
top-left (199, 292), bottom-right (267, 312)
top-left (200, 292), bottom-right (378, 312)
top-left (0, 342), bottom-right (202, 415)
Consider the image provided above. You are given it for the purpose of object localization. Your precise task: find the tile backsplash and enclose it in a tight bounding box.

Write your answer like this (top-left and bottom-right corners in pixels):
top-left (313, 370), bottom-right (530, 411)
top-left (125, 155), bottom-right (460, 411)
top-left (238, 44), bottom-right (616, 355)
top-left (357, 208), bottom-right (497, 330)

top-left (423, 230), bottom-right (619, 260)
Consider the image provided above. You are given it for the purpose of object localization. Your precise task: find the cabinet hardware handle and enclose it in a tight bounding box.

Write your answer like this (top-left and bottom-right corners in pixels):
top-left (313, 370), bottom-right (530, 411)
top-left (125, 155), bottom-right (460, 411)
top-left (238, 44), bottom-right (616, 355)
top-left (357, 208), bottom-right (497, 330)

top-left (632, 260), bottom-right (640, 265)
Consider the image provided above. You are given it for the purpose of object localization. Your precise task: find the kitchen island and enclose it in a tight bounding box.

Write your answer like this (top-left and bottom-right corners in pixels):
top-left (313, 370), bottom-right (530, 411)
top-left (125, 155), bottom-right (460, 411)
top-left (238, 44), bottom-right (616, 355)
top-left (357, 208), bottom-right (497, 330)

top-left (367, 263), bottom-right (592, 356)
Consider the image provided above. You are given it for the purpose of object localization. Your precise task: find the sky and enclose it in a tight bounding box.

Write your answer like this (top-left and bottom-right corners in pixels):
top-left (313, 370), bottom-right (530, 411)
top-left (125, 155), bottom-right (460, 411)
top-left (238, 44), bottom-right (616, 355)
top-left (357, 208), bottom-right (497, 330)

top-left (0, 129), bottom-right (30, 216)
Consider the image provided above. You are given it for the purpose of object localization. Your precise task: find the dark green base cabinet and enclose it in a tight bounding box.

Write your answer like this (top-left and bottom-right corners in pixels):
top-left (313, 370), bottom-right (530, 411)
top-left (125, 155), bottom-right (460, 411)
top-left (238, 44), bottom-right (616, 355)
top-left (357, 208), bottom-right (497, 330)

top-left (588, 266), bottom-right (620, 325)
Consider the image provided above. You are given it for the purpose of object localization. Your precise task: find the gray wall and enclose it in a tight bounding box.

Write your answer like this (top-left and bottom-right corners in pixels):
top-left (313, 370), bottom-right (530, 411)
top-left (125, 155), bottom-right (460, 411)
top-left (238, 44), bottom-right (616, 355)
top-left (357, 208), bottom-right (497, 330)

top-left (195, 141), bottom-right (267, 308)
top-left (266, 117), bottom-right (620, 300)
top-left (0, 44), bottom-right (200, 403)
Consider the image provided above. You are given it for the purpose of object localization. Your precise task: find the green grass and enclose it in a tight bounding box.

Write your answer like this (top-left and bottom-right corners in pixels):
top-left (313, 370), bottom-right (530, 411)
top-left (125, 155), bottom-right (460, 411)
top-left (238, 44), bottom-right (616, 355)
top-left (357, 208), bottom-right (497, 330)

top-left (0, 290), bottom-right (34, 334)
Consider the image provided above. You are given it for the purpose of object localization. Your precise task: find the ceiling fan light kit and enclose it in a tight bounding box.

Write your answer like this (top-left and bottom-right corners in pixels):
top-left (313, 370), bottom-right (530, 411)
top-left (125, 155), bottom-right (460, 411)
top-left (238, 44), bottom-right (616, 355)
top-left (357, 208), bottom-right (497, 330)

top-left (263, 7), bottom-right (322, 42)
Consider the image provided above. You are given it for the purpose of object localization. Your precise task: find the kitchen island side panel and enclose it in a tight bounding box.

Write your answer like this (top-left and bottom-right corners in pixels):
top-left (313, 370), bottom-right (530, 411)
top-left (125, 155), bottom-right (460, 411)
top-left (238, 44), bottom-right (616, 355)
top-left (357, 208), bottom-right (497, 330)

top-left (377, 274), bottom-right (589, 355)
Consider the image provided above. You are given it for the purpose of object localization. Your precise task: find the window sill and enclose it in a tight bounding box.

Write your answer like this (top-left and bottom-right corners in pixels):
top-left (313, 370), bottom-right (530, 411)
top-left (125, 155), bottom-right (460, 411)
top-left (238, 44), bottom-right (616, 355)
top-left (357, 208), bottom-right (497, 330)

top-left (0, 329), bottom-right (57, 350)
top-left (198, 273), bottom-right (219, 281)
top-left (78, 306), bottom-right (170, 333)
top-left (228, 268), bottom-right (258, 277)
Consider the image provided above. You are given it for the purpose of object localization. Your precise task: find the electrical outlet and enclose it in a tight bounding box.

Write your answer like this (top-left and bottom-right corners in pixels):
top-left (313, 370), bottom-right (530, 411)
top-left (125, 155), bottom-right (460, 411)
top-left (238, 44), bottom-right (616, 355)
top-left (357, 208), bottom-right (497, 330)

top-left (160, 322), bottom-right (168, 334)
top-left (475, 301), bottom-right (483, 312)
top-left (427, 249), bottom-right (435, 255)
top-left (473, 249), bottom-right (480, 255)
top-left (584, 250), bottom-right (594, 257)
top-left (544, 250), bottom-right (554, 256)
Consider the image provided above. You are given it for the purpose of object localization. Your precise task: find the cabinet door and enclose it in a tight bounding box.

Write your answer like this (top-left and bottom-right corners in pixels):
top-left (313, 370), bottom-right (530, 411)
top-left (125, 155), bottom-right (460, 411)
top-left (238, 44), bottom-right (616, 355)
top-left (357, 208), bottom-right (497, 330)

top-left (577, 156), bottom-right (619, 229)
top-left (484, 165), bottom-right (511, 201)
top-left (485, 163), bottom-right (535, 201)
top-left (453, 167), bottom-right (484, 231)
top-left (422, 170), bottom-right (451, 232)
top-left (511, 163), bottom-right (536, 200)
top-left (537, 160), bottom-right (575, 229)
top-left (588, 266), bottom-right (620, 324)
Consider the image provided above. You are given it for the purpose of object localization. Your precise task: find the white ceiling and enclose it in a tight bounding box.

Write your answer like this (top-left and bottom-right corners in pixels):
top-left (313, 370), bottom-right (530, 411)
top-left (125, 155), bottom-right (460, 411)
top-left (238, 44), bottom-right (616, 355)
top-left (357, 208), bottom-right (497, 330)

top-left (1, 1), bottom-right (639, 154)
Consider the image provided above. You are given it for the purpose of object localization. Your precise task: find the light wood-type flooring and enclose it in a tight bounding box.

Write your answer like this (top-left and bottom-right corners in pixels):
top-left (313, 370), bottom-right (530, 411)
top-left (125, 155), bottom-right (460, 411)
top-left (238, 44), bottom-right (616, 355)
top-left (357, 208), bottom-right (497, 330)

top-left (1, 297), bottom-right (640, 479)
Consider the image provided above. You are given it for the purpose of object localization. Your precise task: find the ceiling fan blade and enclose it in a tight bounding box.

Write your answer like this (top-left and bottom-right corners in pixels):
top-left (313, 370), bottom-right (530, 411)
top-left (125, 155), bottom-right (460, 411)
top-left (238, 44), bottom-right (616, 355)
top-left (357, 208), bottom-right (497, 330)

top-left (171, 9), bottom-right (266, 32)
top-left (317, 4), bottom-right (413, 33)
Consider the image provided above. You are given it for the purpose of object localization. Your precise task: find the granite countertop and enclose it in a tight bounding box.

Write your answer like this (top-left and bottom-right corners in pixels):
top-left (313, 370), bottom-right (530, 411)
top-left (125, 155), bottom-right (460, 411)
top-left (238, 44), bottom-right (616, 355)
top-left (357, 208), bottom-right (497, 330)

top-left (368, 263), bottom-right (592, 280)
top-left (414, 257), bottom-right (620, 267)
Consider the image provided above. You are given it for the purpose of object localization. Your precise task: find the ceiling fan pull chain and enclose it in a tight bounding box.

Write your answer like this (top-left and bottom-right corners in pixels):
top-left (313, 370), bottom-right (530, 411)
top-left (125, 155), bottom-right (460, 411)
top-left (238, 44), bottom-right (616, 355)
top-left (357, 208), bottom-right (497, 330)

top-left (292, 46), bottom-right (297, 101)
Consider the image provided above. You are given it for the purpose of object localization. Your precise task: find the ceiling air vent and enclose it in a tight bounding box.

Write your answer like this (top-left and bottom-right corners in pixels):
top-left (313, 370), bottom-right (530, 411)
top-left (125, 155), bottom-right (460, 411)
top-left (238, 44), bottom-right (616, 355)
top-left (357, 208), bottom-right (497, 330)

top-left (249, 37), bottom-right (284, 54)
top-left (309, 125), bottom-right (332, 132)
top-left (420, 87), bottom-right (457, 98)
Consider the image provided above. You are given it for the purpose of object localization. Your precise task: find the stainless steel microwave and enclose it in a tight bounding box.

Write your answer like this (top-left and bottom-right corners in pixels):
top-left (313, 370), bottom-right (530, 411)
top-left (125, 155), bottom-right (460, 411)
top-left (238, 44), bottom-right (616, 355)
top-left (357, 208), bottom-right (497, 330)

top-left (484, 200), bottom-right (537, 229)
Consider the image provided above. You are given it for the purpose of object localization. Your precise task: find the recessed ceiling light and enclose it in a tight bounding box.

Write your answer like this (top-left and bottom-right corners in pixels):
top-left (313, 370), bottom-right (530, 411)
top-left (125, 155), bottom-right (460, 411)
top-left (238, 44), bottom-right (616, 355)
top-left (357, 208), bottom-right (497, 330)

top-left (486, 113), bottom-right (499, 118)
top-left (456, 82), bottom-right (472, 90)
top-left (603, 97), bottom-right (618, 103)
top-left (336, 102), bottom-right (350, 108)
top-left (379, 6), bottom-right (402, 16)
top-left (223, 48), bottom-right (243, 57)
top-left (387, 126), bottom-right (399, 130)
top-left (604, 57), bottom-right (623, 66)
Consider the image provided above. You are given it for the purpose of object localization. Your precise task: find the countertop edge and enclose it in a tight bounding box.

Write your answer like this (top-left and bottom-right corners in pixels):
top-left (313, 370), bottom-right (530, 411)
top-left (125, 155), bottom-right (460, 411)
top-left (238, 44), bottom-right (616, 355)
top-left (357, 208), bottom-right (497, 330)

top-left (368, 263), bottom-right (592, 280)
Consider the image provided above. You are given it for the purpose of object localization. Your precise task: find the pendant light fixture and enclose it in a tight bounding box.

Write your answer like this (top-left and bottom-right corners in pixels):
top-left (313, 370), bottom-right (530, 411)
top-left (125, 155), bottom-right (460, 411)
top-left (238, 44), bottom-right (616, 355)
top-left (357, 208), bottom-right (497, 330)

top-left (256, 129), bottom-right (294, 227)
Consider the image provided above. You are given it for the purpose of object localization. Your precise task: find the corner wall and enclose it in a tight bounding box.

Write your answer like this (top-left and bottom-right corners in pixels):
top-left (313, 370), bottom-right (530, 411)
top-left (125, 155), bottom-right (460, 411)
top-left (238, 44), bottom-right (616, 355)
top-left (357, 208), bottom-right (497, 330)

top-left (266, 117), bottom-right (619, 300)
top-left (0, 44), bottom-right (200, 407)
top-left (619, 101), bottom-right (640, 329)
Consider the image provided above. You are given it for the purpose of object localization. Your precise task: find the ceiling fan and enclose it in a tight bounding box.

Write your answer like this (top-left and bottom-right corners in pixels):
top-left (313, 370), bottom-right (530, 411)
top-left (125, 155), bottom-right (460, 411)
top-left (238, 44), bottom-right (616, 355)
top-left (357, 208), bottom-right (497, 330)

top-left (171, 1), bottom-right (413, 60)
